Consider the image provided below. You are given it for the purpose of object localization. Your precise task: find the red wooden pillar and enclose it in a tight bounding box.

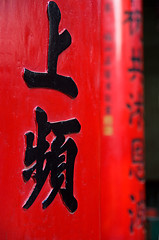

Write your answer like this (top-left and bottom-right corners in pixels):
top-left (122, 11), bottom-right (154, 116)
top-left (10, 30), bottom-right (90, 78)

top-left (101, 0), bottom-right (146, 239)
top-left (0, 0), bottom-right (145, 239)
top-left (0, 0), bottom-right (101, 239)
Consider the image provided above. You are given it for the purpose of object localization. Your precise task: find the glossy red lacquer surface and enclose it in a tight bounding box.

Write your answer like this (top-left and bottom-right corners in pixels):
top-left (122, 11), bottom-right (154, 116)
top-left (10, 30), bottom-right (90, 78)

top-left (0, 1), bottom-right (101, 239)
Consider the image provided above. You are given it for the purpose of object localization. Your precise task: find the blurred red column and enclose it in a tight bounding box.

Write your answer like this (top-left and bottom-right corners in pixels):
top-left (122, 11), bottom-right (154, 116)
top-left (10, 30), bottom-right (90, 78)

top-left (100, 0), bottom-right (146, 239)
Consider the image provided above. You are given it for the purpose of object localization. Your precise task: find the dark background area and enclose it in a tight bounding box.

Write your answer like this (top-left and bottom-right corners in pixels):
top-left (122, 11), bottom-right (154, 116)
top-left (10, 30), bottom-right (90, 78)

top-left (144, 0), bottom-right (159, 182)
top-left (144, 7), bottom-right (159, 240)
top-left (144, 0), bottom-right (159, 206)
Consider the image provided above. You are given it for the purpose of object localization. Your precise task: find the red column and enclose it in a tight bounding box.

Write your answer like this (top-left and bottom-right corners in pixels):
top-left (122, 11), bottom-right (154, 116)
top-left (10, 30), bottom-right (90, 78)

top-left (0, 0), bottom-right (101, 239)
top-left (101, 0), bottom-right (145, 239)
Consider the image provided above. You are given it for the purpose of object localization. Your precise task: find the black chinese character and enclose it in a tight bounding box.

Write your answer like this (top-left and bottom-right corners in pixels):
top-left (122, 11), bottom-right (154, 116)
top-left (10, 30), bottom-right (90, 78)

top-left (128, 49), bottom-right (143, 81)
top-left (136, 198), bottom-right (145, 227)
top-left (23, 1), bottom-right (78, 98)
top-left (130, 139), bottom-right (145, 182)
top-left (128, 192), bottom-right (145, 233)
top-left (124, 10), bottom-right (142, 35)
top-left (104, 33), bottom-right (112, 41)
top-left (105, 106), bottom-right (111, 114)
top-left (128, 195), bottom-right (136, 233)
top-left (131, 139), bottom-right (144, 164)
top-left (105, 3), bottom-right (111, 12)
top-left (126, 93), bottom-right (144, 128)
top-left (22, 107), bottom-right (81, 212)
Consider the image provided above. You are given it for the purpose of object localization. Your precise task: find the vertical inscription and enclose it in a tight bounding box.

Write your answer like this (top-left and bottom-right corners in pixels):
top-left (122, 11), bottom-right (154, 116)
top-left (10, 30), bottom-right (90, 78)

top-left (102, 0), bottom-right (114, 136)
top-left (124, 0), bottom-right (145, 234)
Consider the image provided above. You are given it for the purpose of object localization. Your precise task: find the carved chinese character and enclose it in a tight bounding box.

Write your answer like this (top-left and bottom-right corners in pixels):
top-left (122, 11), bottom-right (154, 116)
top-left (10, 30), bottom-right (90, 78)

top-left (23, 1), bottom-right (78, 98)
top-left (124, 10), bottom-right (142, 35)
top-left (22, 107), bottom-right (81, 212)
top-left (128, 192), bottom-right (145, 233)
top-left (127, 93), bottom-right (144, 128)
top-left (128, 49), bottom-right (143, 81)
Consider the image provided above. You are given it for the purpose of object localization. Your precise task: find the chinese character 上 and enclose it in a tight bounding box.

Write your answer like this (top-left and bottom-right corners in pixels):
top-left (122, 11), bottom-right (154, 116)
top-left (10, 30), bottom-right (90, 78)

top-left (23, 1), bottom-right (78, 98)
